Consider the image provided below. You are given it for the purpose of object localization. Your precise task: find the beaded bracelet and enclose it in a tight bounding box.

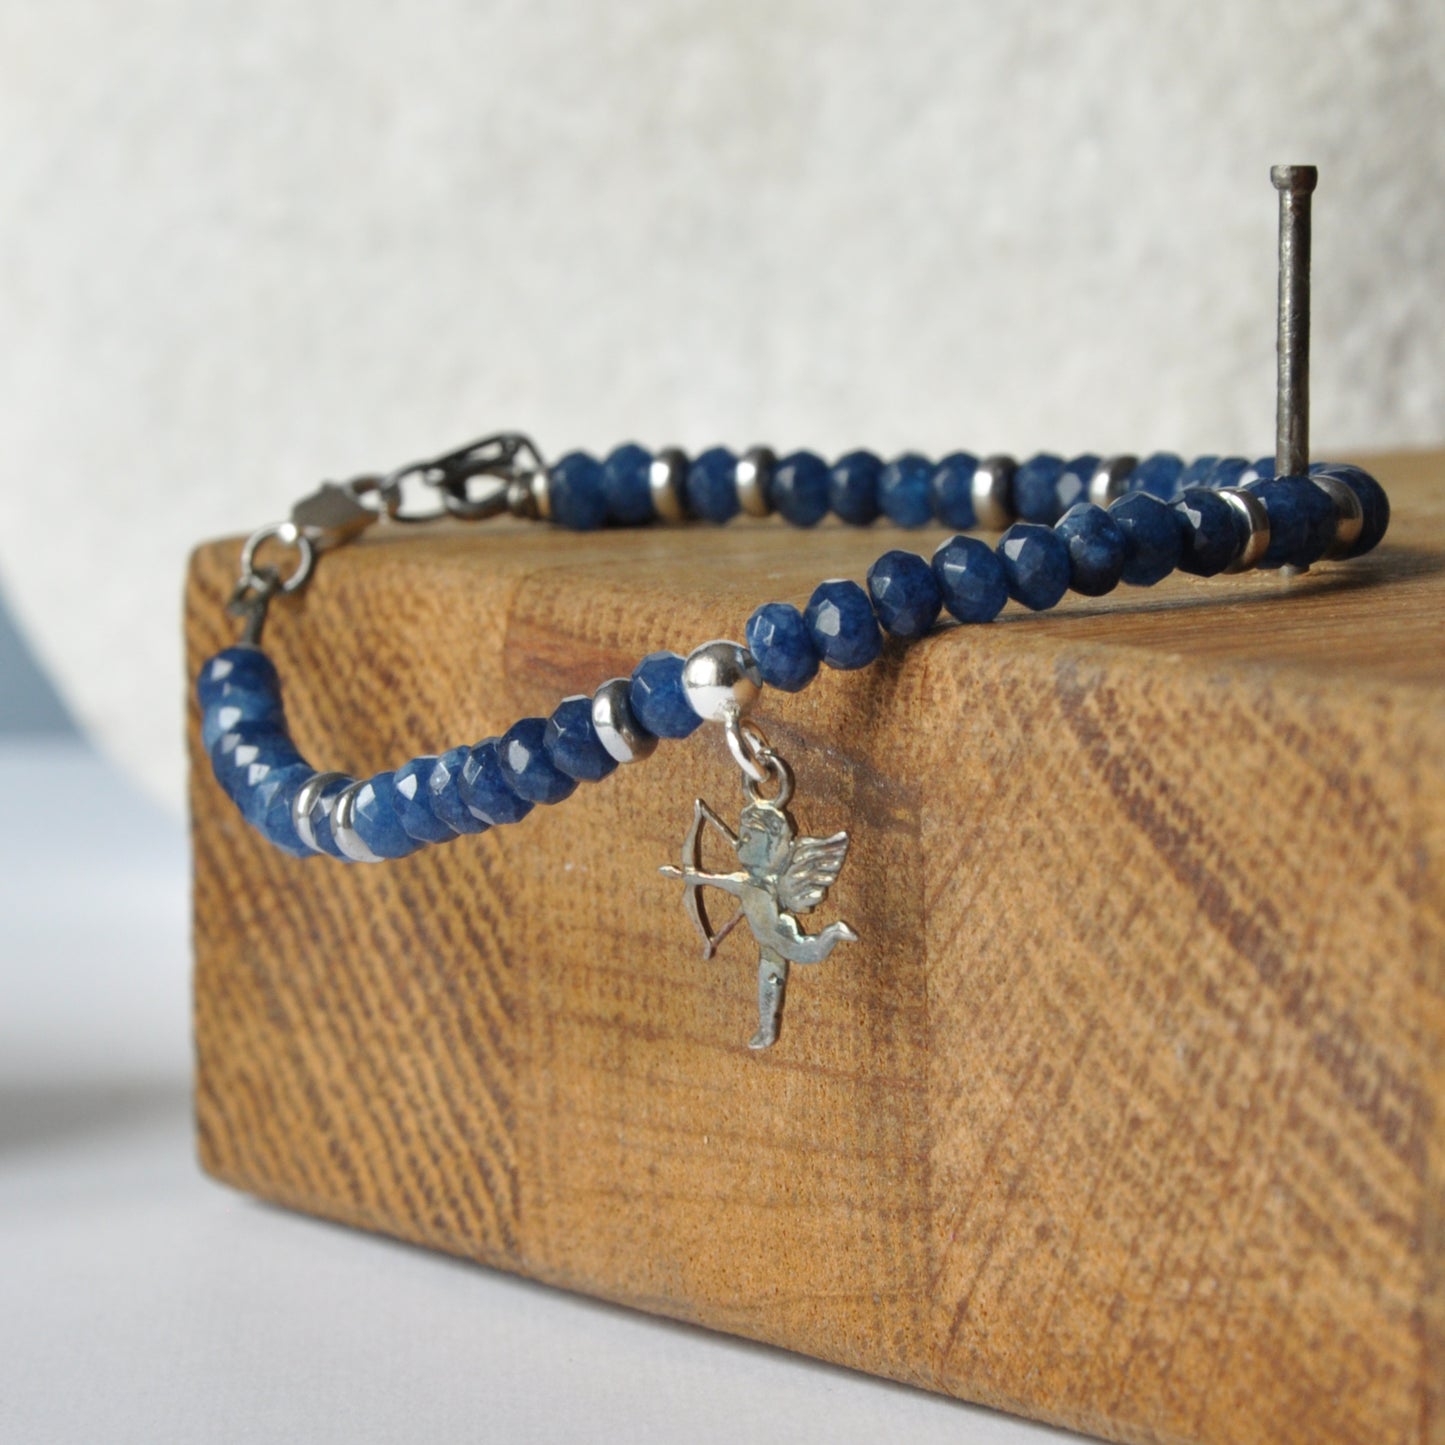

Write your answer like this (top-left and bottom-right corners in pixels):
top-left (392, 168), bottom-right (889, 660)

top-left (197, 166), bottom-right (1392, 1051)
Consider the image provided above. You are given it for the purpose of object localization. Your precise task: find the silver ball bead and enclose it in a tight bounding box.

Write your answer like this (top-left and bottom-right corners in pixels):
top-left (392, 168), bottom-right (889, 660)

top-left (971, 455), bottom-right (1017, 531)
top-left (681, 641), bottom-right (763, 724)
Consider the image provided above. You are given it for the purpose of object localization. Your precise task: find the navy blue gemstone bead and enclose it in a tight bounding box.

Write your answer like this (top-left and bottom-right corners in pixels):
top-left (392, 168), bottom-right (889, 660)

top-left (745, 602), bottom-right (820, 693)
top-left (300, 773), bottom-right (353, 858)
top-left (804, 579), bottom-right (882, 669)
top-left (828, 450), bottom-right (882, 526)
top-left (548, 451), bottom-right (609, 531)
top-left (1056, 455), bottom-right (1100, 516)
top-left (210, 725), bottom-right (306, 805)
top-left (1243, 475), bottom-right (1336, 569)
top-left (1011, 454), bottom-right (1067, 525)
top-left (427, 745), bottom-right (489, 836)
top-left (249, 762), bottom-right (313, 858)
top-left (545, 695), bottom-right (619, 782)
top-left (1110, 492), bottom-right (1183, 585)
top-left (771, 451), bottom-right (831, 527)
top-left (930, 453), bottom-right (978, 529)
top-left (931, 535), bottom-right (1008, 623)
top-left (197, 647), bottom-right (279, 711)
top-left (459, 738), bottom-right (535, 826)
top-left (1241, 456), bottom-right (1276, 485)
top-left (998, 523), bottom-right (1071, 610)
top-left (629, 651), bottom-right (702, 738)
top-left (498, 717), bottom-right (579, 805)
top-left (201, 683), bottom-right (284, 751)
top-left (392, 756), bottom-right (459, 844)
top-left (1313, 463), bottom-right (1390, 557)
top-left (602, 442), bottom-right (655, 526)
top-left (1174, 487), bottom-right (1246, 577)
top-left (1178, 455), bottom-right (1220, 490)
top-left (878, 454), bottom-right (934, 528)
top-left (686, 446), bottom-right (740, 523)
top-left (348, 772), bottom-right (421, 859)
top-left (1207, 456), bottom-right (1251, 491)
top-left (866, 550), bottom-right (943, 640)
top-left (1129, 452), bottom-right (1185, 501)
top-left (1055, 503), bottom-right (1126, 596)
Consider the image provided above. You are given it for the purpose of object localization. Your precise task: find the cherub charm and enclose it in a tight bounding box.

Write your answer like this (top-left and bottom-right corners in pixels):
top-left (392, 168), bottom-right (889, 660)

top-left (660, 735), bottom-right (857, 1050)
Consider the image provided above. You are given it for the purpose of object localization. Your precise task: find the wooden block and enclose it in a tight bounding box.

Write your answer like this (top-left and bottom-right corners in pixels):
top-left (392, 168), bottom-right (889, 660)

top-left (188, 453), bottom-right (1445, 1445)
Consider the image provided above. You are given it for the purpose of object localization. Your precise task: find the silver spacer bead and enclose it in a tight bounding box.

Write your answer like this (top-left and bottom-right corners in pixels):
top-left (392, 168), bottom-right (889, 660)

top-left (1219, 487), bottom-right (1272, 572)
top-left (736, 446), bottom-right (776, 517)
top-left (331, 779), bottom-right (383, 863)
top-left (1312, 472), bottom-right (1364, 560)
top-left (591, 677), bottom-right (658, 764)
top-left (1089, 455), bottom-right (1138, 508)
top-left (650, 448), bottom-right (690, 523)
top-left (681, 640), bottom-right (763, 724)
top-left (971, 455), bottom-right (1017, 531)
top-left (292, 770), bottom-right (351, 853)
top-left (506, 471), bottom-right (550, 520)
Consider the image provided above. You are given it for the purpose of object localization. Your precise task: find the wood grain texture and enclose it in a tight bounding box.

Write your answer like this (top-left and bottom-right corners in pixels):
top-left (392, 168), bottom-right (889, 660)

top-left (188, 452), bottom-right (1445, 1445)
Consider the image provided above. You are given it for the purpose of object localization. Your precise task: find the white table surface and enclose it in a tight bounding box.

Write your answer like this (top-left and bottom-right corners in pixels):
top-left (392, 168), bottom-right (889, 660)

top-left (0, 738), bottom-right (1084, 1444)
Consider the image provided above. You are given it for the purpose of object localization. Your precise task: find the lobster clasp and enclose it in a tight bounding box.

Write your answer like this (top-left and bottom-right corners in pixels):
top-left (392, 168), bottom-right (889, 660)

top-left (290, 478), bottom-right (390, 551)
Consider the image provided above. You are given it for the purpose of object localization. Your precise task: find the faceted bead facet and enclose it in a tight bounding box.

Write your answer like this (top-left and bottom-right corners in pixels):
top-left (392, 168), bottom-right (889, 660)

top-left (745, 602), bottom-right (820, 693)
top-left (545, 696), bottom-right (619, 782)
top-left (602, 443), bottom-right (655, 526)
top-left (548, 451), bottom-right (609, 531)
top-left (1111, 492), bottom-right (1183, 585)
top-left (866, 549), bottom-right (942, 639)
top-left (998, 523), bottom-right (1071, 610)
top-left (1128, 452), bottom-right (1185, 501)
top-left (686, 447), bottom-right (740, 523)
top-left (1177, 454), bottom-right (1220, 490)
top-left (1243, 476), bottom-right (1337, 569)
top-left (201, 684), bottom-right (284, 752)
top-left (427, 745), bottom-right (490, 835)
top-left (348, 772), bottom-right (423, 858)
top-left (931, 535), bottom-right (1008, 623)
top-left (804, 579), bottom-right (883, 669)
top-left (629, 651), bottom-right (703, 738)
top-left (210, 725), bottom-right (306, 805)
top-left (197, 646), bottom-right (279, 711)
top-left (498, 717), bottom-right (579, 805)
top-left (1056, 454), bottom-right (1100, 516)
top-left (459, 738), bottom-right (535, 826)
top-left (770, 451), bottom-right (831, 527)
top-left (1174, 487), bottom-right (1247, 576)
top-left (930, 453), bottom-right (978, 529)
top-left (1206, 456), bottom-right (1251, 491)
top-left (392, 756), bottom-right (459, 843)
top-left (1055, 503), bottom-right (1126, 596)
top-left (1011, 454), bottom-right (1067, 525)
top-left (828, 450), bottom-right (882, 526)
top-left (878, 454), bottom-right (934, 528)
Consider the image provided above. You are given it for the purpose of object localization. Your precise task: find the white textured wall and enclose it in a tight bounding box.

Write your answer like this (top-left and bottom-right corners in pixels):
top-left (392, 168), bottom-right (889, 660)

top-left (1, 0), bottom-right (1441, 809)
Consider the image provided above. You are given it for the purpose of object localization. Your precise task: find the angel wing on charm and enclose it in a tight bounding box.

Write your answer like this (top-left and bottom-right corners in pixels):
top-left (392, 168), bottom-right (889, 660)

top-left (776, 829), bottom-right (850, 914)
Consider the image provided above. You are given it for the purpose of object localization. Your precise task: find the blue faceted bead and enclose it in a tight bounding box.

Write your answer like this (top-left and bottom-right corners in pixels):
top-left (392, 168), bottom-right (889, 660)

top-left (828, 450), bottom-right (882, 526)
top-left (745, 602), bottom-right (820, 693)
top-left (930, 453), bottom-right (978, 529)
top-left (459, 738), bottom-right (535, 826)
top-left (878, 454), bottom-right (934, 528)
top-left (1241, 456), bottom-right (1276, 485)
top-left (545, 695), bottom-right (618, 782)
top-left (629, 651), bottom-right (701, 738)
top-left (1312, 463), bottom-right (1390, 557)
top-left (932, 535), bottom-right (1008, 623)
top-left (1207, 456), bottom-right (1251, 491)
top-left (392, 756), bottom-right (459, 844)
top-left (998, 523), bottom-right (1071, 610)
top-left (866, 550), bottom-right (942, 640)
top-left (197, 646), bottom-right (278, 711)
top-left (602, 443), bottom-right (655, 526)
top-left (300, 773), bottom-right (353, 858)
top-left (1056, 455), bottom-right (1100, 515)
top-left (1055, 503), bottom-right (1126, 596)
top-left (1174, 487), bottom-right (1246, 577)
top-left (249, 762), bottom-right (313, 858)
top-left (1243, 476), bottom-right (1336, 569)
top-left (426, 745), bottom-right (489, 836)
top-left (498, 717), bottom-right (579, 805)
top-left (1178, 455), bottom-right (1220, 490)
top-left (1011, 454), bottom-right (1067, 525)
top-left (805, 579), bottom-right (882, 669)
top-left (349, 772), bottom-right (422, 859)
top-left (770, 451), bottom-right (830, 527)
top-left (686, 447), bottom-right (740, 523)
top-left (201, 683), bottom-right (284, 751)
top-left (1110, 492), bottom-right (1183, 585)
top-left (210, 725), bottom-right (305, 805)
top-left (548, 452), bottom-right (609, 531)
top-left (1129, 452), bottom-right (1185, 501)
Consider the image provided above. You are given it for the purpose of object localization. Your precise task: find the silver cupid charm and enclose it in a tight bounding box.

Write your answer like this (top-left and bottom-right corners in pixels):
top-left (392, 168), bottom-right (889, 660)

top-left (660, 722), bottom-right (857, 1050)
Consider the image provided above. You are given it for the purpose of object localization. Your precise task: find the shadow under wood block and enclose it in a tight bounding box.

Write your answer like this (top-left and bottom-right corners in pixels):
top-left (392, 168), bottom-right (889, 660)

top-left (188, 452), bottom-right (1445, 1445)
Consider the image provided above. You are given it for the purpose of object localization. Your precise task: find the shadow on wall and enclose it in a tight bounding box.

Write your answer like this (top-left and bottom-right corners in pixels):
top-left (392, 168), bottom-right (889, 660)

top-left (0, 579), bottom-right (76, 736)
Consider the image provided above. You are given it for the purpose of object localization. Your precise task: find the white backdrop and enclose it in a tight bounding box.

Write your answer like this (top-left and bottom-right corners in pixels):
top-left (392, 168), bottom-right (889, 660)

top-left (1, 0), bottom-right (1441, 810)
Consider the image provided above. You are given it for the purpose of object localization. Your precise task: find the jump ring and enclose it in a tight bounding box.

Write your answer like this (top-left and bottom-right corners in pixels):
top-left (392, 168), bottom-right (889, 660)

top-left (238, 524), bottom-right (315, 594)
